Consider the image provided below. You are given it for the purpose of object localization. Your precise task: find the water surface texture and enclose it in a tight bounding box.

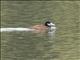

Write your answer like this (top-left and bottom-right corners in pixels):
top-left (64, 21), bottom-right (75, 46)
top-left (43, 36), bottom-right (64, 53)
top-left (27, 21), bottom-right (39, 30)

top-left (1, 1), bottom-right (80, 60)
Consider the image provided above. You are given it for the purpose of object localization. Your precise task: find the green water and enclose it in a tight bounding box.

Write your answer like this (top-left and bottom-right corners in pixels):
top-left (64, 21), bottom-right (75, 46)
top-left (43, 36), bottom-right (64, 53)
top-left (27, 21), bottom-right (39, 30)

top-left (1, 1), bottom-right (80, 60)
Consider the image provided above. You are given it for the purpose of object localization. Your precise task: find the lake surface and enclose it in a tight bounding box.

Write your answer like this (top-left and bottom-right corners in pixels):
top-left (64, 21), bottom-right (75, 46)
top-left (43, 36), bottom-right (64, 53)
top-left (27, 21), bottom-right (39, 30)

top-left (1, 1), bottom-right (80, 60)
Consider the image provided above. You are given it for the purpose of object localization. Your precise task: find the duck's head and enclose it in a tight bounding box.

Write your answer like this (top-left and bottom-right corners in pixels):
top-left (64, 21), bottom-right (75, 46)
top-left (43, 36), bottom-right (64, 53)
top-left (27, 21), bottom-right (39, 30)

top-left (45, 21), bottom-right (55, 27)
top-left (45, 21), bottom-right (56, 32)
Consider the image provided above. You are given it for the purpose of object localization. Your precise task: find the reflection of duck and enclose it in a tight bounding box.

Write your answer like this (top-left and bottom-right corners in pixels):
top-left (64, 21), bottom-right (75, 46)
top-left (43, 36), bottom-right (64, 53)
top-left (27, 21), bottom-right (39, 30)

top-left (31, 21), bottom-right (56, 33)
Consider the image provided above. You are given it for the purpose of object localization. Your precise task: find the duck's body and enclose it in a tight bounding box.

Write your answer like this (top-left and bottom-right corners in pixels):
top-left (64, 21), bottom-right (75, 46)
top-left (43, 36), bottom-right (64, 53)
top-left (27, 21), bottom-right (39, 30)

top-left (31, 21), bottom-right (56, 33)
top-left (31, 24), bottom-right (48, 32)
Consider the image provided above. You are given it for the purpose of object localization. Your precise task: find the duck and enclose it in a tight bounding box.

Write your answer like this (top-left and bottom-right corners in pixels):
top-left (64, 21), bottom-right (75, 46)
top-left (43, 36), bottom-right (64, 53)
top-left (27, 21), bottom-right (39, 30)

top-left (31, 21), bottom-right (56, 33)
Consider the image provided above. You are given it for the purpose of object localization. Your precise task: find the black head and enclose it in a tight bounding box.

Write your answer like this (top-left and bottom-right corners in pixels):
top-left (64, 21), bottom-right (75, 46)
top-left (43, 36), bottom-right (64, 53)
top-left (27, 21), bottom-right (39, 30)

top-left (45, 21), bottom-right (55, 27)
top-left (45, 21), bottom-right (51, 27)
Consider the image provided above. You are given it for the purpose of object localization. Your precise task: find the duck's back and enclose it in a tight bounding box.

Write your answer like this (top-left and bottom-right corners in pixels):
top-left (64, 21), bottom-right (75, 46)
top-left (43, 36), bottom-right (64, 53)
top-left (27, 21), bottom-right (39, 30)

top-left (31, 25), bottom-right (48, 32)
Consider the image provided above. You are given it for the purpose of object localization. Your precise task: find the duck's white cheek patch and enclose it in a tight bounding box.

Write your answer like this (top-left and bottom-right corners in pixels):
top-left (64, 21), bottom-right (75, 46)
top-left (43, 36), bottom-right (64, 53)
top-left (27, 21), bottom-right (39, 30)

top-left (48, 23), bottom-right (55, 26)
top-left (48, 24), bottom-right (51, 26)
top-left (50, 23), bottom-right (55, 26)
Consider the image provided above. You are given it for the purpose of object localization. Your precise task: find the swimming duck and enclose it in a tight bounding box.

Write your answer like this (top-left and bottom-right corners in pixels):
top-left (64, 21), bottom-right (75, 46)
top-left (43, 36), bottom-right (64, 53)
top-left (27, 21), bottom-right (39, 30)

top-left (31, 21), bottom-right (56, 33)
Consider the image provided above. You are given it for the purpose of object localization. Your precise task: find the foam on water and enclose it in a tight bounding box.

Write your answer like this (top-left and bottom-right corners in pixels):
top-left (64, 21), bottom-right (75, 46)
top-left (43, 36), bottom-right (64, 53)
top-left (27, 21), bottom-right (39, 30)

top-left (0, 28), bottom-right (35, 32)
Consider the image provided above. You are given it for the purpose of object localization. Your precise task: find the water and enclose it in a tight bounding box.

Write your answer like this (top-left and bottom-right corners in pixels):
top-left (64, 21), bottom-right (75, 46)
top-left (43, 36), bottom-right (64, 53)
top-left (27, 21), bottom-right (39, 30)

top-left (1, 1), bottom-right (79, 60)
